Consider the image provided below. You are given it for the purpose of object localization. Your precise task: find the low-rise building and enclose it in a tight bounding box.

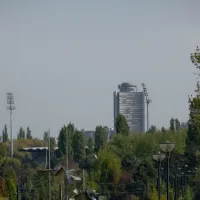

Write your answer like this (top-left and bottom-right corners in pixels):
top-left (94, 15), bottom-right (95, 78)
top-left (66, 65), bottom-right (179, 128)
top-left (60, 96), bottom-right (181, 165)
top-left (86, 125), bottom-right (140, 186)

top-left (81, 128), bottom-right (115, 142)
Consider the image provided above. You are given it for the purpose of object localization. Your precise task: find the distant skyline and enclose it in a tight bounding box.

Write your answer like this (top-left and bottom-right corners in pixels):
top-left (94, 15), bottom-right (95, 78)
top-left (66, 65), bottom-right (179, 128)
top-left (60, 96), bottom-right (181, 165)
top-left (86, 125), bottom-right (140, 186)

top-left (0, 1), bottom-right (200, 138)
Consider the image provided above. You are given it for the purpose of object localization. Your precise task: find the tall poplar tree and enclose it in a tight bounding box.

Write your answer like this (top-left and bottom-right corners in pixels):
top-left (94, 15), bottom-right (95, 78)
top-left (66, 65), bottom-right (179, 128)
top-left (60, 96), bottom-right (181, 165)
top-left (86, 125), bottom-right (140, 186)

top-left (17, 127), bottom-right (25, 139)
top-left (26, 127), bottom-right (32, 139)
top-left (94, 126), bottom-right (107, 152)
top-left (2, 124), bottom-right (8, 142)
top-left (186, 46), bottom-right (200, 167)
top-left (115, 114), bottom-right (129, 135)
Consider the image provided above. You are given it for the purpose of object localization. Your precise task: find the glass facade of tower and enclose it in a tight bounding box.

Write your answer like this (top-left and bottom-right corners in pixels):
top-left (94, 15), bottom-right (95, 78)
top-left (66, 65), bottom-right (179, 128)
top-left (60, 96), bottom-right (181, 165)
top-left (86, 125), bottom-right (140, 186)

top-left (114, 82), bottom-right (145, 133)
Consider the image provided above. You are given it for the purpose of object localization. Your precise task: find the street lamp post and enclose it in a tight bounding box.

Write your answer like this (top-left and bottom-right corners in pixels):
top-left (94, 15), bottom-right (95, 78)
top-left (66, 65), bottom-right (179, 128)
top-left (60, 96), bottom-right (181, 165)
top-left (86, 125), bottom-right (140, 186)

top-left (184, 164), bottom-right (188, 198)
top-left (152, 152), bottom-right (166, 200)
top-left (174, 174), bottom-right (179, 200)
top-left (173, 167), bottom-right (181, 200)
top-left (160, 141), bottom-right (175, 200)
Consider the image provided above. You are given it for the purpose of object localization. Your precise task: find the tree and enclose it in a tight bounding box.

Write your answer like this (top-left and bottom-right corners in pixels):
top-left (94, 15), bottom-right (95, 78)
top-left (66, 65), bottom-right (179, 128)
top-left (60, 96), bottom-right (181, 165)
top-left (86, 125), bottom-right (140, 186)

top-left (133, 158), bottom-right (156, 199)
top-left (26, 127), bottom-right (32, 139)
top-left (191, 46), bottom-right (200, 73)
top-left (0, 158), bottom-right (20, 200)
top-left (94, 126), bottom-right (107, 152)
top-left (170, 118), bottom-right (175, 132)
top-left (67, 122), bottom-right (75, 133)
top-left (0, 143), bottom-right (8, 157)
top-left (88, 137), bottom-right (94, 152)
top-left (148, 125), bottom-right (156, 133)
top-left (6, 177), bottom-right (16, 200)
top-left (2, 124), bottom-right (8, 142)
top-left (175, 118), bottom-right (180, 131)
top-left (185, 82), bottom-right (200, 164)
top-left (72, 130), bottom-right (85, 162)
top-left (184, 47), bottom-right (200, 199)
top-left (0, 177), bottom-right (7, 197)
top-left (161, 127), bottom-right (166, 133)
top-left (121, 154), bottom-right (137, 170)
top-left (185, 186), bottom-right (193, 200)
top-left (185, 47), bottom-right (200, 168)
top-left (115, 114), bottom-right (129, 135)
top-left (93, 149), bottom-right (121, 184)
top-left (34, 176), bottom-right (48, 199)
top-left (17, 127), bottom-right (25, 139)
top-left (57, 123), bottom-right (75, 159)
top-left (49, 137), bottom-right (58, 168)
top-left (43, 131), bottom-right (49, 143)
top-left (151, 189), bottom-right (158, 200)
top-left (66, 122), bottom-right (75, 157)
top-left (57, 126), bottom-right (67, 156)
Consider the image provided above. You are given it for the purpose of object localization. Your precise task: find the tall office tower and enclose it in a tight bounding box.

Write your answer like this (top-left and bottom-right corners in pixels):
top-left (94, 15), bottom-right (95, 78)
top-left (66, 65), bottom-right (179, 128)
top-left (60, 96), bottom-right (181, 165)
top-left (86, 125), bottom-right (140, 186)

top-left (114, 82), bottom-right (145, 133)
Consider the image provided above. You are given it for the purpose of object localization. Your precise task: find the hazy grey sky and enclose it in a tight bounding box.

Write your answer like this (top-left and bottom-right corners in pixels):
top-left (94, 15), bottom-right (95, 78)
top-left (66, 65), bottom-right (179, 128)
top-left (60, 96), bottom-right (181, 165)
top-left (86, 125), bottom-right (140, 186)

top-left (0, 1), bottom-right (200, 138)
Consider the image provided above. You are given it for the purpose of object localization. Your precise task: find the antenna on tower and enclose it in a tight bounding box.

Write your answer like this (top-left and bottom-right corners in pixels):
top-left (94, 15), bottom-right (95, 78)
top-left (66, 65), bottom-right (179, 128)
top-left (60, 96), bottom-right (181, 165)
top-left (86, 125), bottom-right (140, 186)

top-left (141, 83), bottom-right (152, 132)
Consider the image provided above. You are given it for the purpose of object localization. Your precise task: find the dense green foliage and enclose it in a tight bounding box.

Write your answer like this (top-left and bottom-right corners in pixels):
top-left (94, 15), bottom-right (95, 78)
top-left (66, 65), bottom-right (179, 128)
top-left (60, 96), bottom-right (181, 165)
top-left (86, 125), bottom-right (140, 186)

top-left (0, 123), bottom-right (191, 199)
top-left (115, 114), bottom-right (129, 135)
top-left (170, 118), bottom-right (180, 132)
top-left (170, 117), bottom-right (175, 132)
top-left (26, 127), bottom-right (32, 139)
top-left (17, 127), bottom-right (25, 139)
top-left (72, 130), bottom-right (85, 162)
top-left (94, 126), bottom-right (107, 152)
top-left (43, 131), bottom-right (49, 143)
top-left (2, 125), bottom-right (8, 143)
top-left (87, 137), bottom-right (94, 151)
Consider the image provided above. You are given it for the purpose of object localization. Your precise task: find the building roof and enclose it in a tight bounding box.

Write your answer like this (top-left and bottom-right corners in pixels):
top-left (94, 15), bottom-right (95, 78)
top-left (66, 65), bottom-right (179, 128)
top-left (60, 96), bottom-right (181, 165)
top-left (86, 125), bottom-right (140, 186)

top-left (120, 82), bottom-right (134, 88)
top-left (70, 175), bottom-right (81, 181)
top-left (118, 82), bottom-right (138, 92)
top-left (18, 147), bottom-right (58, 152)
top-left (55, 166), bottom-right (82, 183)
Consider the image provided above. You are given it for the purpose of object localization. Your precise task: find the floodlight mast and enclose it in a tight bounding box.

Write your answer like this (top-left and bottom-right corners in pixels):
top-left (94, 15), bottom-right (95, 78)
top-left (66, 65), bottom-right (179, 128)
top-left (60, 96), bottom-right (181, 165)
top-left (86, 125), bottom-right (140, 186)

top-left (6, 92), bottom-right (16, 158)
top-left (141, 83), bottom-right (152, 132)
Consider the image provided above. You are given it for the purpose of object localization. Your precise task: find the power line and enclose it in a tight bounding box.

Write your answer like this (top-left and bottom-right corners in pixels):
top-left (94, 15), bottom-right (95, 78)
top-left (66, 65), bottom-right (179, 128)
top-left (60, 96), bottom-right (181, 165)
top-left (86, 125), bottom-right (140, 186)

top-left (6, 92), bottom-right (15, 158)
top-left (141, 83), bottom-right (152, 132)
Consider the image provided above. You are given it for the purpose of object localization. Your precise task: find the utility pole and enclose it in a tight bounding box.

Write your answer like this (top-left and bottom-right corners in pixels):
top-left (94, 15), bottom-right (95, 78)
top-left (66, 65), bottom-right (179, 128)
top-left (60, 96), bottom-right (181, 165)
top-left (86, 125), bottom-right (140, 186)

top-left (6, 92), bottom-right (15, 158)
top-left (45, 148), bottom-right (48, 168)
top-left (141, 83), bottom-right (152, 132)
top-left (60, 184), bottom-right (63, 200)
top-left (83, 169), bottom-right (85, 191)
top-left (48, 129), bottom-right (51, 200)
top-left (65, 129), bottom-right (68, 200)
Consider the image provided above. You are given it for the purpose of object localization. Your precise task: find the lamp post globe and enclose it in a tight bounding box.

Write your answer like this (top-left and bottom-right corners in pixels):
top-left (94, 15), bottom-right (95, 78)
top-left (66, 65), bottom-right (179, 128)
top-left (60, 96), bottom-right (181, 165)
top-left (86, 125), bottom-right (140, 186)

top-left (160, 141), bottom-right (175, 153)
top-left (152, 152), bottom-right (166, 162)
